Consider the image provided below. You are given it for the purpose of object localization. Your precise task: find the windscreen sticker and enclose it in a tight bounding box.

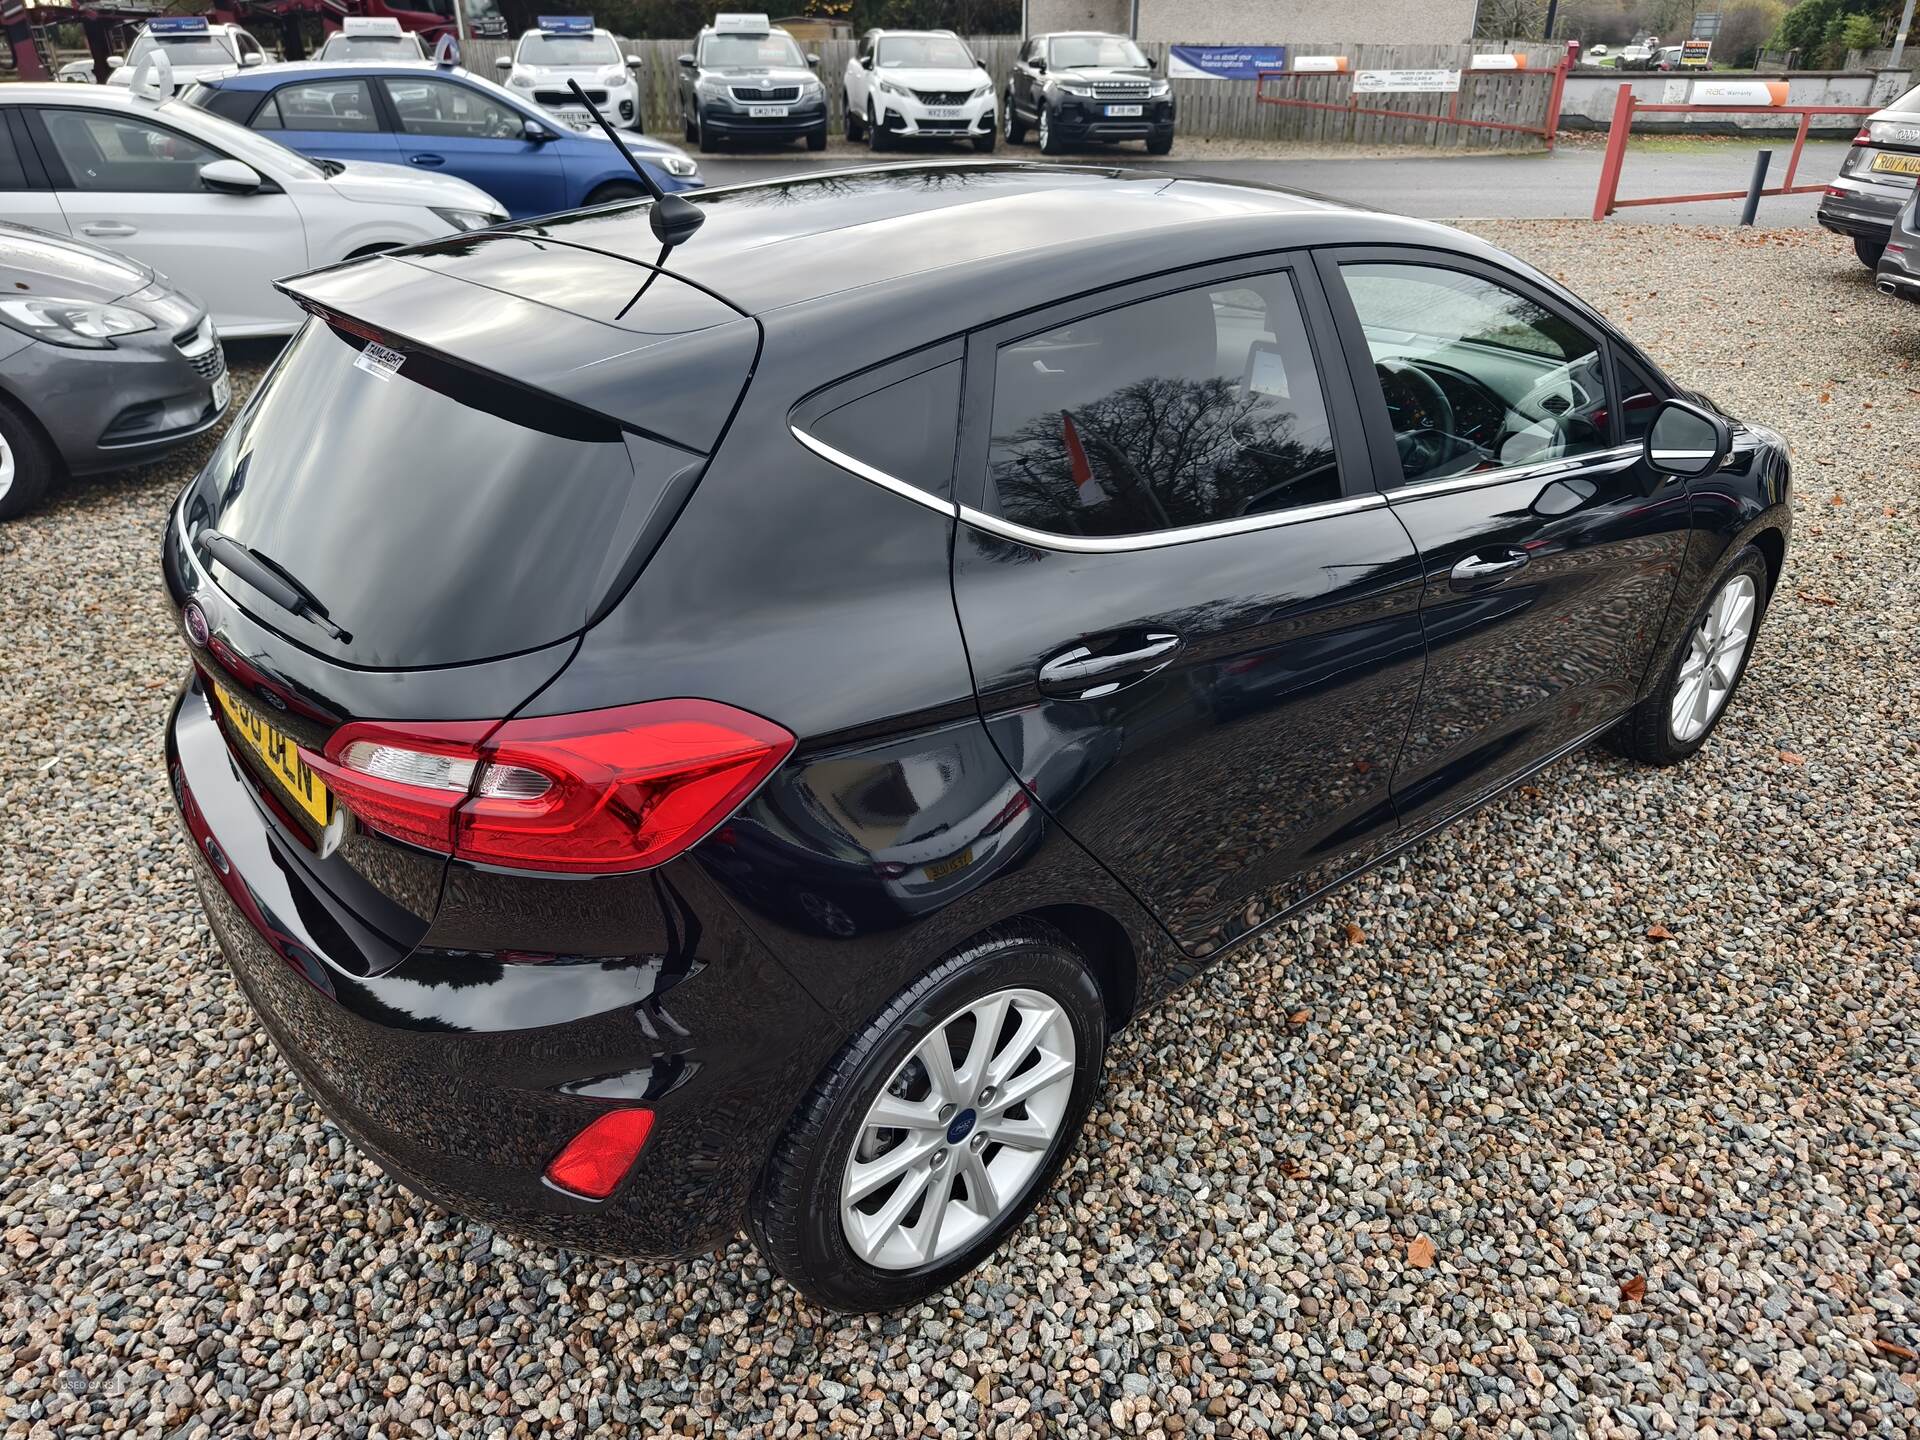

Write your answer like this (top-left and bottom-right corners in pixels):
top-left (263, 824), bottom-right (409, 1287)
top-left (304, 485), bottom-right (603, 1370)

top-left (354, 341), bottom-right (406, 383)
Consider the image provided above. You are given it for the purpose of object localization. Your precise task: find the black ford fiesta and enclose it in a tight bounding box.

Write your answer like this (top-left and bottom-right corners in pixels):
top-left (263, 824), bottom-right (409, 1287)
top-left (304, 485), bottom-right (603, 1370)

top-left (165, 162), bottom-right (1791, 1311)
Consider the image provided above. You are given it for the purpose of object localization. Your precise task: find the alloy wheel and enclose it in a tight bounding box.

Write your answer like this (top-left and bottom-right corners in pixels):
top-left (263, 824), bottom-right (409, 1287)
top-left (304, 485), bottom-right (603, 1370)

top-left (0, 432), bottom-right (13, 504)
top-left (1038, 106), bottom-right (1051, 150)
top-left (839, 986), bottom-right (1076, 1271)
top-left (1003, 96), bottom-right (1014, 140)
top-left (1670, 573), bottom-right (1756, 743)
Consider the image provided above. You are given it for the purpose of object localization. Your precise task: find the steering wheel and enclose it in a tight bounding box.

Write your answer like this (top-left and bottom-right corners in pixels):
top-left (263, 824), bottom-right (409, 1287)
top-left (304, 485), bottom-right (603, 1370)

top-left (1374, 358), bottom-right (1456, 477)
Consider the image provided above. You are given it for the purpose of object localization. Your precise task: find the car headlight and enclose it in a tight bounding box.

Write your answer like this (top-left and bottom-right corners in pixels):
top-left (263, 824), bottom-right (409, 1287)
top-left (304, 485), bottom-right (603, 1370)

top-left (877, 77), bottom-right (911, 97)
top-left (1055, 81), bottom-right (1095, 97)
top-left (601, 68), bottom-right (628, 86)
top-left (970, 82), bottom-right (992, 99)
top-left (1149, 79), bottom-right (1171, 97)
top-left (432, 207), bottom-right (500, 233)
top-left (508, 73), bottom-right (533, 88)
top-left (0, 295), bottom-right (155, 348)
top-left (658, 153), bottom-right (698, 177)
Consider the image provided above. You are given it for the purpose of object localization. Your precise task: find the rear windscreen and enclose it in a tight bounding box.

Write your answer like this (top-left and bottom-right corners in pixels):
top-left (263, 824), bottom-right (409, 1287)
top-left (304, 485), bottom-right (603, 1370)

top-left (184, 320), bottom-right (700, 668)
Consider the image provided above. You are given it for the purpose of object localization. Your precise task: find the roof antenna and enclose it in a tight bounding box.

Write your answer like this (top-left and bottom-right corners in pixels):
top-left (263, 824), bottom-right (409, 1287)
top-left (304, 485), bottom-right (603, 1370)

top-left (564, 78), bottom-right (705, 248)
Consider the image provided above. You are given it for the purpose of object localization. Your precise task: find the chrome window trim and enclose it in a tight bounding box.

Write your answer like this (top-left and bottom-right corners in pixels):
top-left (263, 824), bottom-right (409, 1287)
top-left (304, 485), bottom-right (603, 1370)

top-left (1384, 444), bottom-right (1642, 502)
top-left (791, 423), bottom-right (1388, 554)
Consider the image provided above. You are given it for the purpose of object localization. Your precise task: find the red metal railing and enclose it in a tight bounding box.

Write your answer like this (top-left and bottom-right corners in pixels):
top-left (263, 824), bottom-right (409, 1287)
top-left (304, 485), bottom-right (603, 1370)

top-left (1591, 82), bottom-right (1876, 219)
top-left (1255, 53), bottom-right (1572, 152)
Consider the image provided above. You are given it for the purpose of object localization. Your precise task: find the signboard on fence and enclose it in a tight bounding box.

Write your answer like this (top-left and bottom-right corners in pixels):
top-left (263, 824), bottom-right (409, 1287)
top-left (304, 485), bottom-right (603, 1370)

top-left (1168, 45), bottom-right (1287, 80)
top-left (1291, 55), bottom-right (1349, 73)
top-left (1691, 78), bottom-right (1789, 106)
top-left (1352, 68), bottom-right (1463, 94)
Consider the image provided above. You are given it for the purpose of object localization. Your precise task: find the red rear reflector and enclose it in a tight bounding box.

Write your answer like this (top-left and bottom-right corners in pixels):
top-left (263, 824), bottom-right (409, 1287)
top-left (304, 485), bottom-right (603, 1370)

top-left (1852, 127), bottom-right (1871, 146)
top-left (301, 700), bottom-right (794, 874)
top-left (544, 1108), bottom-right (654, 1199)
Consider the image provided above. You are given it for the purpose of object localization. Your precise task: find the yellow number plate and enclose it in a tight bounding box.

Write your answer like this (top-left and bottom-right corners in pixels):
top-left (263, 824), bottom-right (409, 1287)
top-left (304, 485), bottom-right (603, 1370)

top-left (1871, 152), bottom-right (1920, 176)
top-left (213, 681), bottom-right (332, 828)
top-left (922, 846), bottom-right (974, 882)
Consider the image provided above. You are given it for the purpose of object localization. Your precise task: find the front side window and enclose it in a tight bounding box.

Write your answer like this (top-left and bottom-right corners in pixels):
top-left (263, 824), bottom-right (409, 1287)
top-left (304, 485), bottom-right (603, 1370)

top-left (41, 110), bottom-right (221, 193)
top-left (700, 33), bottom-right (806, 67)
top-left (1340, 262), bottom-right (1609, 485)
top-left (1049, 35), bottom-right (1149, 69)
top-left (984, 272), bottom-right (1341, 539)
top-left (268, 79), bottom-right (379, 133)
top-left (385, 79), bottom-right (523, 140)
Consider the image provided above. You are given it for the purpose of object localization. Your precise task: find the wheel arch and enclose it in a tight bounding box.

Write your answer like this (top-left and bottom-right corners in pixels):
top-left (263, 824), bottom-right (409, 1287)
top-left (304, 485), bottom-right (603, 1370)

top-left (1018, 903), bottom-right (1139, 1031)
top-left (1750, 525), bottom-right (1786, 598)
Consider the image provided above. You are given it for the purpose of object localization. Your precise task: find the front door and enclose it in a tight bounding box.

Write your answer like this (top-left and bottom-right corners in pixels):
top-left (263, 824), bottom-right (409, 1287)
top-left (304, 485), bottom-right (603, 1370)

top-left (380, 76), bottom-right (564, 219)
top-left (26, 105), bottom-right (306, 335)
top-left (950, 258), bottom-right (1428, 958)
top-left (1317, 249), bottom-right (1693, 830)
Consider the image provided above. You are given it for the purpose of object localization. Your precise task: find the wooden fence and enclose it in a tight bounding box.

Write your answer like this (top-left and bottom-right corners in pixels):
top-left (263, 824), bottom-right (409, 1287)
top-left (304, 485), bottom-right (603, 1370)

top-left (458, 36), bottom-right (1568, 149)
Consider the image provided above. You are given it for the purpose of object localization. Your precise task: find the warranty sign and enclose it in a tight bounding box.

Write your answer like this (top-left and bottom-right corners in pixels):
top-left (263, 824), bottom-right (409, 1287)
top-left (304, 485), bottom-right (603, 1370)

top-left (1352, 69), bottom-right (1462, 94)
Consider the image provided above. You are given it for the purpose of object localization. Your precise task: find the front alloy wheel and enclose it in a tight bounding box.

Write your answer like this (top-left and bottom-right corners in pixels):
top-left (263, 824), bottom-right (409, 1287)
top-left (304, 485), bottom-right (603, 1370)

top-left (1037, 102), bottom-right (1062, 154)
top-left (1669, 572), bottom-right (1757, 744)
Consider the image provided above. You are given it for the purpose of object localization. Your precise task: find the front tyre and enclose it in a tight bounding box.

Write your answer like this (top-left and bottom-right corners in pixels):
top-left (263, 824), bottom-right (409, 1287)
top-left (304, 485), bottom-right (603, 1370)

top-left (0, 394), bottom-right (56, 522)
top-left (1146, 129), bottom-right (1174, 156)
top-left (749, 922), bottom-right (1107, 1311)
top-left (806, 124), bottom-right (827, 152)
top-left (867, 103), bottom-right (891, 151)
top-left (696, 107), bottom-right (720, 154)
top-left (1037, 102), bottom-right (1064, 155)
top-left (972, 127), bottom-right (996, 153)
top-left (1004, 91), bottom-right (1026, 143)
top-left (1604, 545), bottom-right (1771, 766)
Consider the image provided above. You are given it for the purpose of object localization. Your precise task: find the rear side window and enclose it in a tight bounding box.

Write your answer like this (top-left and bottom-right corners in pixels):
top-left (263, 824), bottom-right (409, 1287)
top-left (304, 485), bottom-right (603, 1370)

top-left (270, 79), bottom-right (379, 133)
top-left (183, 321), bottom-right (700, 668)
top-left (0, 117), bottom-right (26, 190)
top-left (799, 357), bottom-right (961, 500)
top-left (983, 271), bottom-right (1341, 539)
top-left (384, 78), bottom-right (523, 140)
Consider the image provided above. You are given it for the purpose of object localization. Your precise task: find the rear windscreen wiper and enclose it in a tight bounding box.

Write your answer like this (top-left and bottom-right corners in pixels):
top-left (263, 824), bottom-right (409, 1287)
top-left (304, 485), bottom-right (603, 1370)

top-left (195, 529), bottom-right (352, 643)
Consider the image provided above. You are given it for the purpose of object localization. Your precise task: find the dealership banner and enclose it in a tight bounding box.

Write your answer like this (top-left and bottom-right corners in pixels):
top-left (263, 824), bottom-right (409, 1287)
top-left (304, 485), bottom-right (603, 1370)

top-left (1168, 45), bottom-right (1288, 80)
top-left (1352, 68), bottom-right (1463, 94)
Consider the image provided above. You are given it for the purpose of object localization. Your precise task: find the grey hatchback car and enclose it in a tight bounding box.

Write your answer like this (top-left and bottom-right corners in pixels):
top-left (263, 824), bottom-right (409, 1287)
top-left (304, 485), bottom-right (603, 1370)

top-left (0, 221), bottom-right (228, 520)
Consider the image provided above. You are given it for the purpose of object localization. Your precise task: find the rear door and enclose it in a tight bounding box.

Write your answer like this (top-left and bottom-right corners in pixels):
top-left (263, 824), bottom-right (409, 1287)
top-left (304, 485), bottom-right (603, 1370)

top-left (1317, 247), bottom-right (1692, 831)
top-left (950, 256), bottom-right (1428, 957)
top-left (23, 104), bottom-right (305, 335)
top-left (249, 77), bottom-right (401, 168)
top-left (379, 75), bottom-right (564, 218)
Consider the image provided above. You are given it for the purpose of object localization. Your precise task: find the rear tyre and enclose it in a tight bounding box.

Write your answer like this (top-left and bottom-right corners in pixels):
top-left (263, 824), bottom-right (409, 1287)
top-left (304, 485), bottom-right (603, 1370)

top-left (1037, 103), bottom-right (1064, 155)
top-left (1854, 234), bottom-right (1886, 268)
top-left (972, 128), bottom-right (996, 153)
top-left (1603, 546), bottom-right (1771, 767)
top-left (1004, 90), bottom-right (1026, 143)
top-left (0, 393), bottom-right (56, 523)
top-left (806, 125), bottom-right (827, 152)
top-left (749, 921), bottom-right (1108, 1312)
top-left (584, 181), bottom-right (645, 206)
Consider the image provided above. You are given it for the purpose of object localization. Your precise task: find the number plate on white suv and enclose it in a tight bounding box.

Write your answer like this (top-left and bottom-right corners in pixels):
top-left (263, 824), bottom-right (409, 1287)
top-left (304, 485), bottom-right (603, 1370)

top-left (925, 106), bottom-right (964, 119)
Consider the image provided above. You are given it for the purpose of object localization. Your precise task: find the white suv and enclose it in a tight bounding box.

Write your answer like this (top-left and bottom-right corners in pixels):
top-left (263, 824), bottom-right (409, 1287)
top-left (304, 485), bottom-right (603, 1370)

top-left (844, 29), bottom-right (993, 152)
top-left (108, 18), bottom-right (269, 94)
top-left (498, 18), bottom-right (642, 130)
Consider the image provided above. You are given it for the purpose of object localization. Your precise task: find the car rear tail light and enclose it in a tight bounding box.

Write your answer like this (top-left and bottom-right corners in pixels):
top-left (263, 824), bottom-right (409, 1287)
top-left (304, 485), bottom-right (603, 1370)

top-left (544, 1107), bottom-right (654, 1199)
top-left (1852, 127), bottom-right (1872, 146)
top-left (303, 701), bottom-right (794, 873)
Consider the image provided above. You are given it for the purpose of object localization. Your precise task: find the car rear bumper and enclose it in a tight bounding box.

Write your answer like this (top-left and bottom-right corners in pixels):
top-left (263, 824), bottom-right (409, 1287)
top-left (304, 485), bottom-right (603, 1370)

top-left (166, 672), bottom-right (839, 1258)
top-left (1817, 176), bottom-right (1907, 239)
top-left (1877, 251), bottom-right (1920, 302)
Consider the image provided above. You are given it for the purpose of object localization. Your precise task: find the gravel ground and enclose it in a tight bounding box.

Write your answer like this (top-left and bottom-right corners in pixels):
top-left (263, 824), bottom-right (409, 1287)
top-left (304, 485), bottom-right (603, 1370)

top-left (2, 223), bottom-right (1917, 1440)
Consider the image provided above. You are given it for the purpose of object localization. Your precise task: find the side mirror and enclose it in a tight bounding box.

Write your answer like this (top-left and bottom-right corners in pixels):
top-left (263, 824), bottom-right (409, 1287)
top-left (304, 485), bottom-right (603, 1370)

top-left (241, 51), bottom-right (263, 67)
top-left (625, 54), bottom-right (640, 67)
top-left (522, 118), bottom-right (554, 142)
top-left (1644, 398), bottom-right (1731, 479)
top-left (1147, 55), bottom-right (1158, 68)
top-left (200, 158), bottom-right (263, 195)
top-left (806, 53), bottom-right (819, 68)
top-left (677, 53), bottom-right (695, 67)
top-left (860, 54), bottom-right (873, 69)
top-left (107, 53), bottom-right (125, 67)
top-left (494, 56), bottom-right (511, 72)
top-left (1033, 58), bottom-right (1047, 73)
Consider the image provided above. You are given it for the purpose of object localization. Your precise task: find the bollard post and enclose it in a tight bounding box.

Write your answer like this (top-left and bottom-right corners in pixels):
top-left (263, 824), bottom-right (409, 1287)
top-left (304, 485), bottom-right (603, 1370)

top-left (1739, 148), bottom-right (1773, 226)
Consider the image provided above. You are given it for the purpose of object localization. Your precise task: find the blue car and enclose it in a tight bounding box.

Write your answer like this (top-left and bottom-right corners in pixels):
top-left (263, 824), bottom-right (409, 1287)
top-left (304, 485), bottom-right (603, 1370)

top-left (182, 60), bottom-right (701, 220)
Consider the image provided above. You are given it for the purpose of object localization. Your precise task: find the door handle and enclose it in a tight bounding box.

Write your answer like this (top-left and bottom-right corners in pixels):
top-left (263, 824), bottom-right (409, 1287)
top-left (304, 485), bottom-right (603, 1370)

top-left (1448, 549), bottom-right (1530, 593)
top-left (408, 154), bottom-right (445, 166)
top-left (1038, 633), bottom-right (1182, 701)
top-left (80, 222), bottom-right (138, 237)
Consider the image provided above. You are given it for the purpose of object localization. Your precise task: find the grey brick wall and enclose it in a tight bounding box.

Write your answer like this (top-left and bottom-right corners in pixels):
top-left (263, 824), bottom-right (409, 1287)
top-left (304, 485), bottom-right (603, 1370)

top-left (1038, 0), bottom-right (1482, 45)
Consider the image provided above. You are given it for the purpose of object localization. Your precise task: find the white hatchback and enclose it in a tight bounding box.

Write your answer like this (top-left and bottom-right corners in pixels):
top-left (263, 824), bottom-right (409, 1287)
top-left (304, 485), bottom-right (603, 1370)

top-left (0, 60), bottom-right (506, 338)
